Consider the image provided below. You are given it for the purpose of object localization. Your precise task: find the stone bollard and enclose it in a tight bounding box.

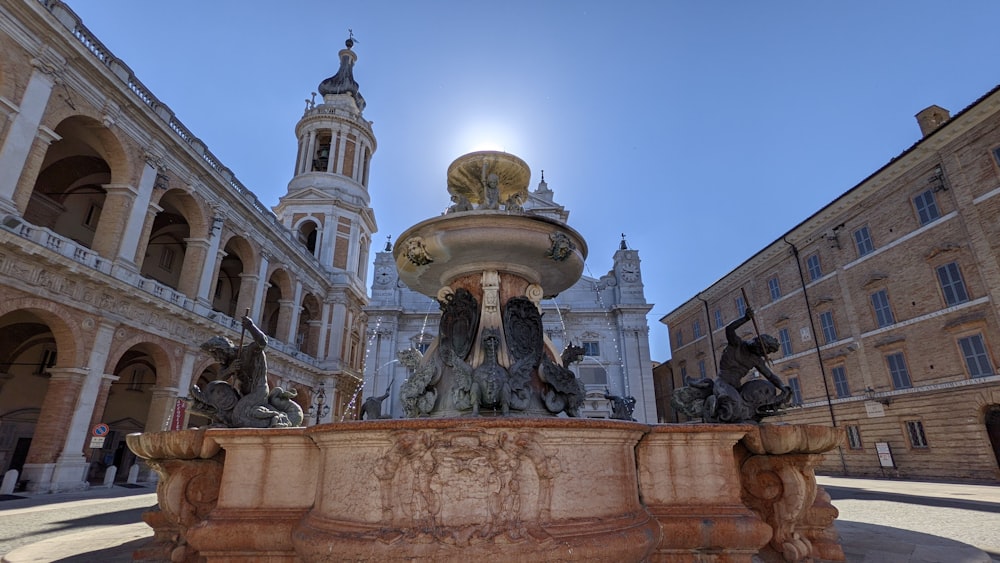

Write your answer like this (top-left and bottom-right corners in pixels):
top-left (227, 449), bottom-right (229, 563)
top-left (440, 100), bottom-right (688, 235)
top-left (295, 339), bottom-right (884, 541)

top-left (0, 469), bottom-right (17, 494)
top-left (127, 464), bottom-right (140, 484)
top-left (103, 465), bottom-right (118, 488)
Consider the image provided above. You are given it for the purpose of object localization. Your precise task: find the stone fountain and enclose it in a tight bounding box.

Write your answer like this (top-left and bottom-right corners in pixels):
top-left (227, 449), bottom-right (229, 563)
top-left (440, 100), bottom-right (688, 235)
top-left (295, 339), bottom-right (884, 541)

top-left (127, 151), bottom-right (845, 562)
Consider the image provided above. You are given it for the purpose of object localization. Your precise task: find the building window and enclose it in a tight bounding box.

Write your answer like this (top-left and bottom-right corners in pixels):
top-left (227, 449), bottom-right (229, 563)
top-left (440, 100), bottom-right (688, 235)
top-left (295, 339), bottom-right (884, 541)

top-left (832, 365), bottom-right (850, 398)
top-left (778, 328), bottom-right (792, 357)
top-left (853, 226), bottom-right (874, 257)
top-left (736, 296), bottom-right (746, 317)
top-left (905, 420), bottom-right (928, 449)
top-left (698, 359), bottom-right (706, 379)
top-left (958, 334), bottom-right (993, 378)
top-left (846, 425), bottom-right (862, 449)
top-left (819, 311), bottom-right (837, 344)
top-left (582, 341), bottom-right (600, 357)
top-left (871, 289), bottom-right (894, 328)
top-left (714, 308), bottom-right (724, 330)
top-left (159, 247), bottom-right (175, 271)
top-left (806, 253), bottom-right (822, 281)
top-left (788, 377), bottom-right (802, 405)
top-left (674, 330), bottom-right (684, 347)
top-left (994, 147), bottom-right (1000, 167)
top-left (768, 276), bottom-right (781, 301)
top-left (578, 366), bottom-right (607, 385)
top-left (679, 365), bottom-right (688, 382)
top-left (83, 204), bottom-right (102, 230)
top-left (913, 189), bottom-right (940, 225)
top-left (35, 348), bottom-right (57, 375)
top-left (886, 352), bottom-right (912, 389)
top-left (936, 262), bottom-right (969, 306)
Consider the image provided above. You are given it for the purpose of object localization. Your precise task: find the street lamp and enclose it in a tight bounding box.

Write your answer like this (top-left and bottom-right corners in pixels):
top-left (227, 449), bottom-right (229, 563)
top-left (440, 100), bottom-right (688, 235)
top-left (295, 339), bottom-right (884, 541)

top-left (311, 382), bottom-right (331, 425)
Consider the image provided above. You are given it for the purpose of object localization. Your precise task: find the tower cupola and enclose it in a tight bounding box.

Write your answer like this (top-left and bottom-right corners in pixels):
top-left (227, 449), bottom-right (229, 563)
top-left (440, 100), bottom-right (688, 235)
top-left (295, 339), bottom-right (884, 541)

top-left (317, 37), bottom-right (366, 113)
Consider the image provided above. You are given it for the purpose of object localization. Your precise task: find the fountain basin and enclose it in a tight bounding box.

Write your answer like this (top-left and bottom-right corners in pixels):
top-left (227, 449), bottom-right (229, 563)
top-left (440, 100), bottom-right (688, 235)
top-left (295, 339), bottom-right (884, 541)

top-left (128, 421), bottom-right (846, 562)
top-left (395, 212), bottom-right (587, 298)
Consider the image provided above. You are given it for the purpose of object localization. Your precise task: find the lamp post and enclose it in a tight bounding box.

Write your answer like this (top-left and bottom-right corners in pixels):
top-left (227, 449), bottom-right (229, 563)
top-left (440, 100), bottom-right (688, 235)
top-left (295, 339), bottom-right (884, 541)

top-left (311, 382), bottom-right (331, 425)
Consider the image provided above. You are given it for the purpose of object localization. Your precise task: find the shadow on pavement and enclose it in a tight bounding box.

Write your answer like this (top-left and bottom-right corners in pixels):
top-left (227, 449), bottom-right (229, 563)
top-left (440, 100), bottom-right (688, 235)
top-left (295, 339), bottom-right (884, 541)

top-left (836, 520), bottom-right (998, 563)
top-left (825, 486), bottom-right (1000, 514)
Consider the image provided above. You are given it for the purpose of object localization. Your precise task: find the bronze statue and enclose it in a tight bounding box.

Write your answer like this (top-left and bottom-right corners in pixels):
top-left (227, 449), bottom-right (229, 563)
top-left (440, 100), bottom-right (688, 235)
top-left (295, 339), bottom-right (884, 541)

top-left (361, 385), bottom-right (392, 420)
top-left (604, 389), bottom-right (637, 421)
top-left (672, 308), bottom-right (791, 423)
top-left (189, 315), bottom-right (302, 428)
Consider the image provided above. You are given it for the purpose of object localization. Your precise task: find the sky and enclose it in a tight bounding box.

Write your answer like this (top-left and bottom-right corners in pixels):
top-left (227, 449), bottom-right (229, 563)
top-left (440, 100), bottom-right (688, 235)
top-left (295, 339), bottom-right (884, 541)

top-left (66, 1), bottom-right (1000, 362)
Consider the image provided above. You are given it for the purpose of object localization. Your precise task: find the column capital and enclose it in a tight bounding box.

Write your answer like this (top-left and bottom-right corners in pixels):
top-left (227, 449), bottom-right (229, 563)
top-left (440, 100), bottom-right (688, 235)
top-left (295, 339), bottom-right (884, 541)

top-left (102, 183), bottom-right (139, 196)
top-left (46, 367), bottom-right (89, 381)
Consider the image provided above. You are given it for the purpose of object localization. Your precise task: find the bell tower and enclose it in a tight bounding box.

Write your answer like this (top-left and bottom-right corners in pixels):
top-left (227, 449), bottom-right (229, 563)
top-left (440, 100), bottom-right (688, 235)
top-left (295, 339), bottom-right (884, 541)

top-left (274, 35), bottom-right (377, 287)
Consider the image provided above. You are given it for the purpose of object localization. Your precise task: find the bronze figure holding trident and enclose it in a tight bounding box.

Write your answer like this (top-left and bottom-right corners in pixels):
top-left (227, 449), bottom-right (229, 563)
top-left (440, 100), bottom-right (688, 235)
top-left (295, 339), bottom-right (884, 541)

top-left (188, 309), bottom-right (304, 427)
top-left (671, 289), bottom-right (792, 423)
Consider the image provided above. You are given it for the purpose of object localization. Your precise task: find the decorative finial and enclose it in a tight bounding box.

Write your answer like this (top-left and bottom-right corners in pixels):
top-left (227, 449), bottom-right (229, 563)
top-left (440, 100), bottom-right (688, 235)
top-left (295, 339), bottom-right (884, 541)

top-left (541, 170), bottom-right (545, 181)
top-left (384, 235), bottom-right (393, 252)
top-left (620, 233), bottom-right (628, 250)
top-left (346, 28), bottom-right (358, 49)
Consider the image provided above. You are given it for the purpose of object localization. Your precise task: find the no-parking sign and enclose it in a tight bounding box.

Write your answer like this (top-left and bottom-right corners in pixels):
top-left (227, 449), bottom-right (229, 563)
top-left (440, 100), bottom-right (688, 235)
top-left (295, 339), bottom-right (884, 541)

top-left (92, 423), bottom-right (110, 437)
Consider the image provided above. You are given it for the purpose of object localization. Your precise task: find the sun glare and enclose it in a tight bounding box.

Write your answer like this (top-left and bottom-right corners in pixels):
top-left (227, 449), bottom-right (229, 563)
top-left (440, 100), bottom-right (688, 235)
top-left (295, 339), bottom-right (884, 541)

top-left (450, 120), bottom-right (522, 156)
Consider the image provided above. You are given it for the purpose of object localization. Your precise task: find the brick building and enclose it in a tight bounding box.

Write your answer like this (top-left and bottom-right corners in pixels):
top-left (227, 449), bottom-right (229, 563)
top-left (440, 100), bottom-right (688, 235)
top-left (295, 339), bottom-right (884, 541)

top-left (0, 1), bottom-right (375, 491)
top-left (662, 85), bottom-right (1000, 481)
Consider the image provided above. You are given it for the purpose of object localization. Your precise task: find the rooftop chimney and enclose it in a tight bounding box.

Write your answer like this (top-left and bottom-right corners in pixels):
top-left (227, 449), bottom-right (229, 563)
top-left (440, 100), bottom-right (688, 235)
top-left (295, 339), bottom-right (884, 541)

top-left (915, 105), bottom-right (950, 137)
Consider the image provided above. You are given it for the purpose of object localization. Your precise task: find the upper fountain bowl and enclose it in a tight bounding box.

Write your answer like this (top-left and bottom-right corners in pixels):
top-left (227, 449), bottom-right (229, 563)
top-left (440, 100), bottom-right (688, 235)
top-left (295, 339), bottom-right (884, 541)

top-left (394, 212), bottom-right (587, 298)
top-left (447, 151), bottom-right (531, 207)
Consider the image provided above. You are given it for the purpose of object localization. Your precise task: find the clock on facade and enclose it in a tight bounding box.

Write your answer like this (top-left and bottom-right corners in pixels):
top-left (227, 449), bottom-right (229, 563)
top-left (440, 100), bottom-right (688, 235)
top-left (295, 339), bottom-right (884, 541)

top-left (375, 266), bottom-right (394, 286)
top-left (620, 261), bottom-right (640, 282)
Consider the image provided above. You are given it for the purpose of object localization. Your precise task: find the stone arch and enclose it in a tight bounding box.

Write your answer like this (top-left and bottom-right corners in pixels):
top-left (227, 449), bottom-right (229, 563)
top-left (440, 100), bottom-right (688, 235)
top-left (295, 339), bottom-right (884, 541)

top-left (298, 293), bottom-right (322, 356)
top-left (22, 114), bottom-right (131, 257)
top-left (213, 234), bottom-right (256, 318)
top-left (141, 188), bottom-right (210, 296)
top-left (262, 268), bottom-right (293, 339)
top-left (0, 298), bottom-right (82, 368)
top-left (294, 216), bottom-right (321, 256)
top-left (103, 335), bottom-right (175, 387)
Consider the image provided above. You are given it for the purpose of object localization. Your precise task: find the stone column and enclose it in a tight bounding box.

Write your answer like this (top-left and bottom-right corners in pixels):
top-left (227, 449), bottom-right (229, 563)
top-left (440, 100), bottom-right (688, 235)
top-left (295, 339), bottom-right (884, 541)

top-left (132, 202), bottom-right (163, 270)
top-left (115, 160), bottom-right (158, 267)
top-left (0, 51), bottom-right (64, 213)
top-left (178, 238), bottom-right (211, 298)
top-left (334, 129), bottom-right (348, 175)
top-left (92, 183), bottom-right (138, 259)
top-left (175, 351), bottom-right (198, 429)
top-left (286, 280), bottom-right (304, 346)
top-left (275, 299), bottom-right (294, 344)
top-left (250, 252), bottom-right (270, 324)
top-left (326, 297), bottom-right (348, 364)
top-left (316, 301), bottom-right (331, 360)
top-left (305, 130), bottom-right (317, 172)
top-left (20, 367), bottom-right (88, 492)
top-left (147, 386), bottom-right (181, 432)
top-left (235, 272), bottom-right (258, 319)
top-left (295, 134), bottom-right (307, 175)
top-left (52, 322), bottom-right (117, 491)
top-left (195, 215), bottom-right (225, 307)
top-left (320, 212), bottom-right (335, 268)
top-left (87, 374), bottom-right (120, 433)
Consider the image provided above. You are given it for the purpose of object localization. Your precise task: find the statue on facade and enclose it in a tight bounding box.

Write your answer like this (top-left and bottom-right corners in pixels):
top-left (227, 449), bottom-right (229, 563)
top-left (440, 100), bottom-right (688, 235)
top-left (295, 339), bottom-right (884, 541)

top-left (398, 347), bottom-right (441, 417)
top-left (481, 173), bottom-right (500, 210)
top-left (446, 194), bottom-right (473, 214)
top-left (604, 389), bottom-right (637, 421)
top-left (188, 315), bottom-right (303, 428)
top-left (361, 384), bottom-right (393, 420)
top-left (671, 308), bottom-right (792, 423)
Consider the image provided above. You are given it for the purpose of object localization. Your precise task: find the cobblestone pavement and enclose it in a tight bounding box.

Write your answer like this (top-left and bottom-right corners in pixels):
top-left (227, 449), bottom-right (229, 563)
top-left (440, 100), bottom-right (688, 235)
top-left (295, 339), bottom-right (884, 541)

top-left (2, 478), bottom-right (999, 562)
top-left (0, 486), bottom-right (155, 559)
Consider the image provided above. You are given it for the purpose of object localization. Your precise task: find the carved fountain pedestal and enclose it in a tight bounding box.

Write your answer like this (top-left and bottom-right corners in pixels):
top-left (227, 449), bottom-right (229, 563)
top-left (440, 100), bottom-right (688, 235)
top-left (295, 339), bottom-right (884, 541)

top-left (128, 422), bottom-right (845, 562)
